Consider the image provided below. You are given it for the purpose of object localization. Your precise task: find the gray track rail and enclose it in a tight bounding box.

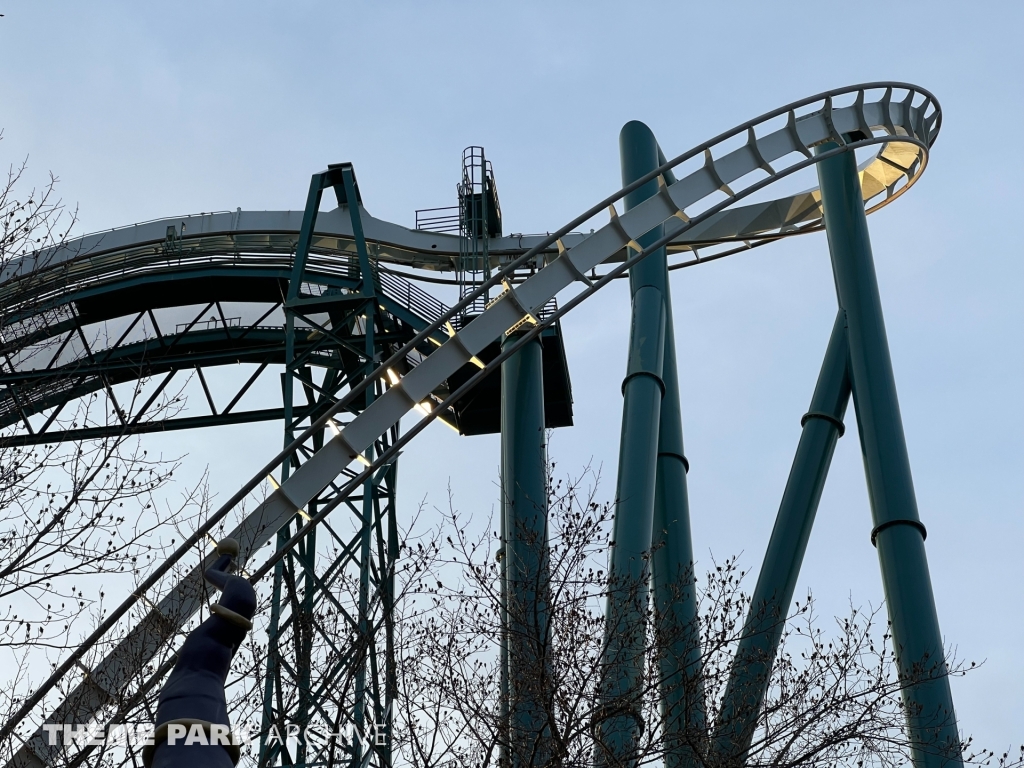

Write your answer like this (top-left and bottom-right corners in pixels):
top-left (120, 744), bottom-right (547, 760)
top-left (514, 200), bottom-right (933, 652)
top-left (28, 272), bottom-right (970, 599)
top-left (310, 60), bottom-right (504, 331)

top-left (2, 82), bottom-right (939, 768)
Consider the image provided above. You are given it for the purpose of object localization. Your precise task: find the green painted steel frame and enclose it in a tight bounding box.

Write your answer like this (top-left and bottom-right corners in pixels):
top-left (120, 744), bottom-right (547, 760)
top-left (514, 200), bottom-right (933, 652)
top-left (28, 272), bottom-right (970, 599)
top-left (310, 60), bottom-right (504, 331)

top-left (0, 166), bottom-right (448, 447)
top-left (597, 122), bottom-right (959, 768)
top-left (707, 143), bottom-right (960, 768)
top-left (711, 310), bottom-right (851, 762)
top-left (500, 331), bottom-right (552, 768)
top-left (596, 121), bottom-right (702, 768)
top-left (815, 142), bottom-right (961, 768)
top-left (258, 165), bottom-right (398, 768)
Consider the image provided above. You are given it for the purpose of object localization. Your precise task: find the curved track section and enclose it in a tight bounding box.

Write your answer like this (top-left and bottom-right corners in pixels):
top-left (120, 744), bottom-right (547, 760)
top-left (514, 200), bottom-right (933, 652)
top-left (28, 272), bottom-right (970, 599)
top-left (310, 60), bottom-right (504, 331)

top-left (0, 254), bottom-right (455, 440)
top-left (0, 84), bottom-right (933, 441)
top-left (2, 82), bottom-right (940, 768)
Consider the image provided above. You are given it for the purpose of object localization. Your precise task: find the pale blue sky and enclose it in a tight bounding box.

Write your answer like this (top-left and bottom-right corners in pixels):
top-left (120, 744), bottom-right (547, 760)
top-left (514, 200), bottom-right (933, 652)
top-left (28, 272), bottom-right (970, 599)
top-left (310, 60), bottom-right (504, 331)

top-left (1, 0), bottom-right (1022, 748)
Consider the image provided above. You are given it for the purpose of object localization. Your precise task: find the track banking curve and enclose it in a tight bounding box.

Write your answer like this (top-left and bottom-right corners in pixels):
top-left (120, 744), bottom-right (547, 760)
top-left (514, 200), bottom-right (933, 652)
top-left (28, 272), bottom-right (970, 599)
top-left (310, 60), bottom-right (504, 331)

top-left (0, 85), bottom-right (930, 438)
top-left (1, 82), bottom-right (940, 768)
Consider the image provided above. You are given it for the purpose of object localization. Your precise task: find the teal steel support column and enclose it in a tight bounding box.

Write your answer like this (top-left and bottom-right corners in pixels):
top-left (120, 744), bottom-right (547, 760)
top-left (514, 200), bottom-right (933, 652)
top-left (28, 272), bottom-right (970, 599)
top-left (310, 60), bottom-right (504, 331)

top-left (815, 143), bottom-right (961, 768)
top-left (260, 164), bottom-right (392, 768)
top-left (261, 169), bottom-right (318, 761)
top-left (650, 144), bottom-right (704, 765)
top-left (381, 457), bottom-right (400, 768)
top-left (498, 504), bottom-right (511, 768)
top-left (653, 306), bottom-right (705, 768)
top-left (712, 310), bottom-right (850, 763)
top-left (596, 285), bottom-right (664, 768)
top-left (500, 330), bottom-right (551, 768)
top-left (347, 164), bottom-right (379, 766)
top-left (596, 121), bottom-right (671, 768)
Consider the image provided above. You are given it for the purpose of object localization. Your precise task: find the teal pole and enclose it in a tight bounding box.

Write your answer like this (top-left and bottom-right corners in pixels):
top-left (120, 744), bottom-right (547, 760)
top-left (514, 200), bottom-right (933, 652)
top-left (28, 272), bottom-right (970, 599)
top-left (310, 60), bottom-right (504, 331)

top-left (501, 331), bottom-right (551, 768)
top-left (653, 294), bottom-right (705, 768)
top-left (815, 143), bottom-right (961, 768)
top-left (596, 121), bottom-right (672, 768)
top-left (650, 134), bottom-right (706, 766)
top-left (596, 285), bottom-right (664, 768)
top-left (712, 310), bottom-right (851, 762)
top-left (499, 505), bottom-right (510, 768)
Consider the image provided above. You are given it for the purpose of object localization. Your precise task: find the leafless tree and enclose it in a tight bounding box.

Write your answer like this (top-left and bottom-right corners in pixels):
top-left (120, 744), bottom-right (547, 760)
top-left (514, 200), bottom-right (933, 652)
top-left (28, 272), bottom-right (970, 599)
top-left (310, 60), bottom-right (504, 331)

top-left (0, 141), bottom-right (207, 761)
top-left (390, 463), bottom-right (1023, 768)
top-left (11, 447), bottom-right (1021, 768)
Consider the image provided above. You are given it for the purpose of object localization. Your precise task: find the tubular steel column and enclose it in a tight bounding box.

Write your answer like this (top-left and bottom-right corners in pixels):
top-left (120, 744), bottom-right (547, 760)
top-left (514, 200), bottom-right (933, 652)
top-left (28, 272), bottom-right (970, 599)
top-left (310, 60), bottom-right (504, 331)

top-left (712, 310), bottom-right (851, 763)
top-left (650, 145), bottom-right (705, 766)
top-left (500, 331), bottom-right (551, 768)
top-left (596, 120), bottom-right (670, 768)
top-left (499, 503), bottom-right (511, 768)
top-left (815, 143), bottom-right (961, 768)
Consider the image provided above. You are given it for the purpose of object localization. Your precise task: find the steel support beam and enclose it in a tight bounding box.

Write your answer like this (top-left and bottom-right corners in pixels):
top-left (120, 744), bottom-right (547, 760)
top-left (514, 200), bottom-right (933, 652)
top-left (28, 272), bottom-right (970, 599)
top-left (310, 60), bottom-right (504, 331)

top-left (596, 287), bottom-right (664, 768)
top-left (500, 331), bottom-right (552, 768)
top-left (648, 137), bottom-right (705, 768)
top-left (652, 290), bottom-right (705, 768)
top-left (260, 165), bottom-right (396, 768)
top-left (815, 143), bottom-right (961, 768)
top-left (712, 309), bottom-right (851, 762)
top-left (596, 120), bottom-right (673, 768)
top-left (499, 502), bottom-right (511, 768)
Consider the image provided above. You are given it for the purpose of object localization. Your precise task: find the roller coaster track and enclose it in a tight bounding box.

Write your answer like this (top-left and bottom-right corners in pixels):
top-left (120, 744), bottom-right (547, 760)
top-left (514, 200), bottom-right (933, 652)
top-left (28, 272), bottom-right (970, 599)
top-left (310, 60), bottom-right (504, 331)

top-left (1, 82), bottom-right (939, 767)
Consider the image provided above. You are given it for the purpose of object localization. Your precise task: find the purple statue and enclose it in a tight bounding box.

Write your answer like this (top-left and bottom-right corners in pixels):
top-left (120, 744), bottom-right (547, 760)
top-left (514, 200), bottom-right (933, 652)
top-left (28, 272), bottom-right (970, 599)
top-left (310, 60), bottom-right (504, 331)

top-left (142, 539), bottom-right (256, 768)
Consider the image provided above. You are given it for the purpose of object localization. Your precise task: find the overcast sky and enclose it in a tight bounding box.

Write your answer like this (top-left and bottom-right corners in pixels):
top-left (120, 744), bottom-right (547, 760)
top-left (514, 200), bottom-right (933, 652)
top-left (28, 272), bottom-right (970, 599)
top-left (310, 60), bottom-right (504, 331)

top-left (1, 0), bottom-right (1021, 750)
